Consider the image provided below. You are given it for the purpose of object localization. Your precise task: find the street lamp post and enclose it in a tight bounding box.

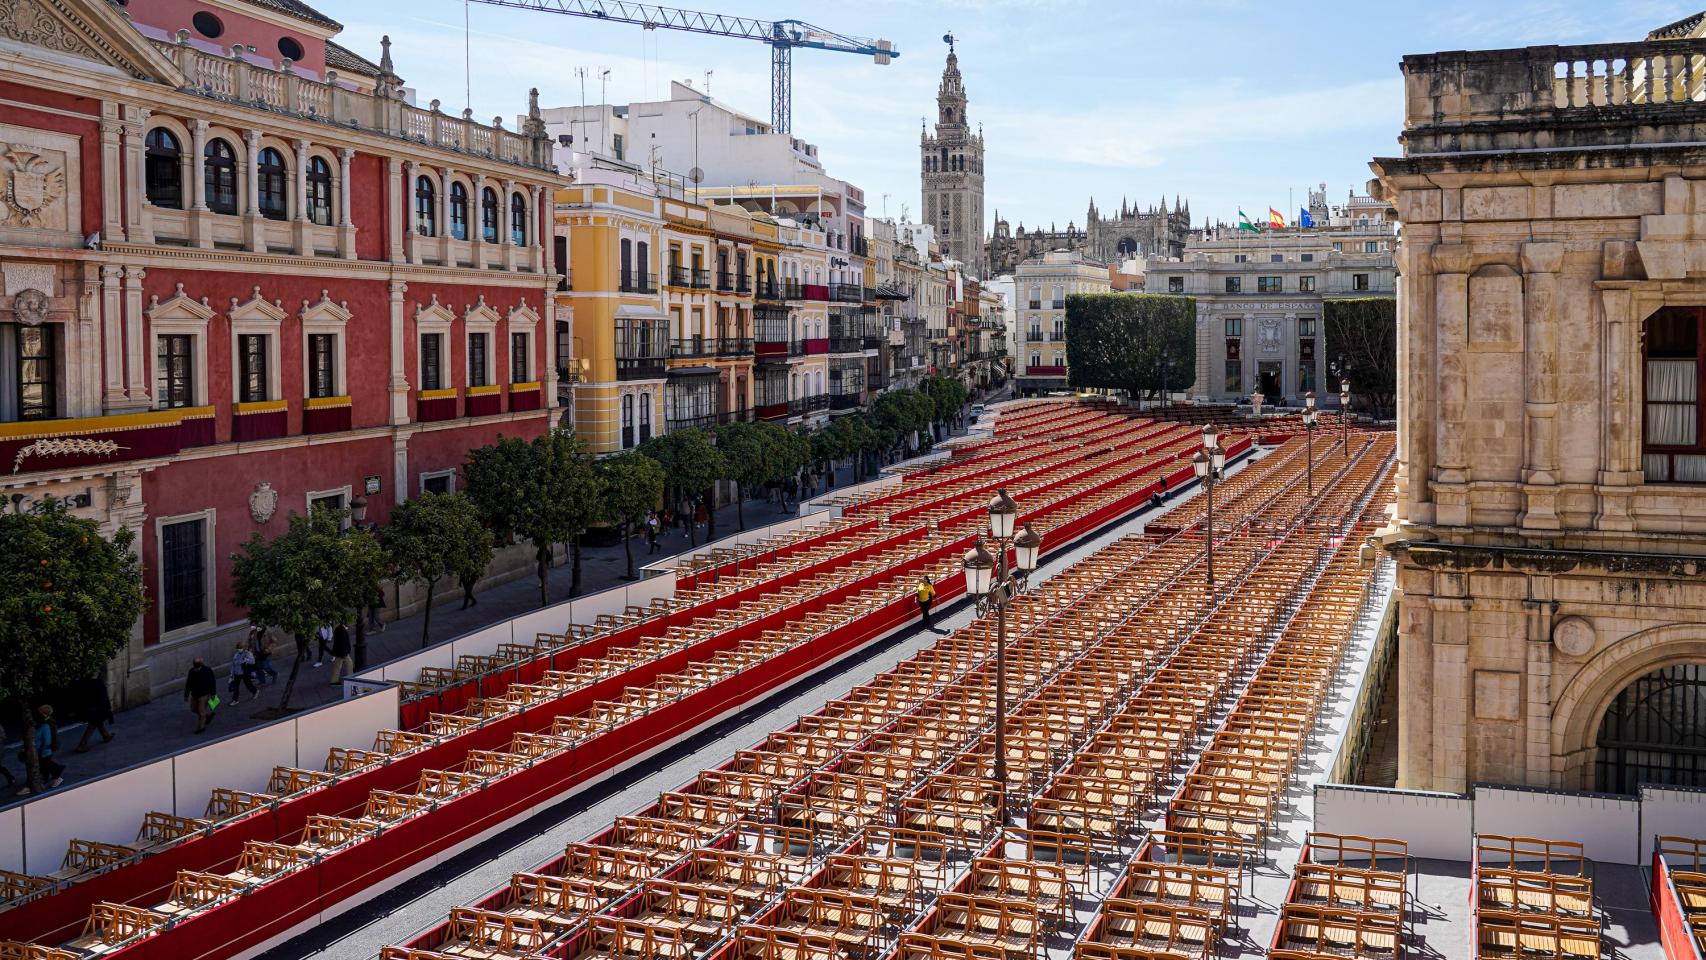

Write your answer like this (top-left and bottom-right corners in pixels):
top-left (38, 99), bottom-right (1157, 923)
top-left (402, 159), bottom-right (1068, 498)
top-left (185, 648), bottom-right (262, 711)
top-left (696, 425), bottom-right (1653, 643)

top-left (1339, 378), bottom-right (1351, 458)
top-left (1303, 391), bottom-right (1318, 496)
top-left (961, 487), bottom-right (1042, 818)
top-left (1190, 425), bottom-right (1227, 587)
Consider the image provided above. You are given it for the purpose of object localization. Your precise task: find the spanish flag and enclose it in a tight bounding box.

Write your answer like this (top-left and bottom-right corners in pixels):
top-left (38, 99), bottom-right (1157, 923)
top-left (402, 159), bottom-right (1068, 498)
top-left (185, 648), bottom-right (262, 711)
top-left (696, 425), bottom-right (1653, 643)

top-left (1269, 207), bottom-right (1286, 230)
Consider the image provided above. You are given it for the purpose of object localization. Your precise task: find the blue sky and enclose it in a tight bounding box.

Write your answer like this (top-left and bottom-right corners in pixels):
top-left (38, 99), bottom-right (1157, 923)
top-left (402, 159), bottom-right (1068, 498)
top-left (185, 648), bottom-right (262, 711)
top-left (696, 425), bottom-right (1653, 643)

top-left (340, 0), bottom-right (1696, 230)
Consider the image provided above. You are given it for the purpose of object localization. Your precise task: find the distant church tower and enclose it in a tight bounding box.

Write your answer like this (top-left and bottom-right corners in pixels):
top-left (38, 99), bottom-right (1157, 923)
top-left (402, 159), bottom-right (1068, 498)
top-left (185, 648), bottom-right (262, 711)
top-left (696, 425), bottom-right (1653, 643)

top-left (921, 34), bottom-right (985, 277)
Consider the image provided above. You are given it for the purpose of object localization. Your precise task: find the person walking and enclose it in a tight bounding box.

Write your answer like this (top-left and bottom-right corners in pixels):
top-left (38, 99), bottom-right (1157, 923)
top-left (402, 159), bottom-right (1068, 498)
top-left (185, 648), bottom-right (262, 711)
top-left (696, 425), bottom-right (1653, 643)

top-left (18, 705), bottom-right (64, 794)
top-left (915, 576), bottom-right (937, 630)
top-left (366, 587), bottom-right (386, 632)
top-left (460, 570), bottom-right (479, 609)
top-left (328, 623), bottom-right (354, 683)
top-left (250, 626), bottom-right (279, 686)
top-left (72, 675), bottom-right (115, 753)
top-left (645, 513), bottom-right (661, 555)
top-left (227, 643), bottom-right (257, 704)
top-left (184, 657), bottom-right (218, 733)
top-left (313, 623), bottom-right (332, 667)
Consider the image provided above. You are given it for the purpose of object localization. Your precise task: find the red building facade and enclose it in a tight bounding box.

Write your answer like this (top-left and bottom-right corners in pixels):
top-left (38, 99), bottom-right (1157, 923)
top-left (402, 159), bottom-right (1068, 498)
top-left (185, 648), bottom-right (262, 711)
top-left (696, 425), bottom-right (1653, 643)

top-left (0, 0), bottom-right (566, 703)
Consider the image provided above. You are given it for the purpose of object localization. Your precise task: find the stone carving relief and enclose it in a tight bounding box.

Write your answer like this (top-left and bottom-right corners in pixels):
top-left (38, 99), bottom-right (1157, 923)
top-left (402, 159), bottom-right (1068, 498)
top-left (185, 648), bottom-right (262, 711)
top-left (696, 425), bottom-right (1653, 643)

top-left (1551, 616), bottom-right (1596, 658)
top-left (249, 481), bottom-right (278, 524)
top-left (10, 286), bottom-right (47, 325)
top-left (0, 144), bottom-right (65, 228)
top-left (1257, 316), bottom-right (1282, 354)
top-left (0, 0), bottom-right (102, 61)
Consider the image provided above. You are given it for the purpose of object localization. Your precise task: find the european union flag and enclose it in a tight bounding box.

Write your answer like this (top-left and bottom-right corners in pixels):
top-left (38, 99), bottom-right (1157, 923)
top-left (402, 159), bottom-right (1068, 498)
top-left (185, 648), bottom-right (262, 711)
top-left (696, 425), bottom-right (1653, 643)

top-left (1298, 207), bottom-right (1315, 228)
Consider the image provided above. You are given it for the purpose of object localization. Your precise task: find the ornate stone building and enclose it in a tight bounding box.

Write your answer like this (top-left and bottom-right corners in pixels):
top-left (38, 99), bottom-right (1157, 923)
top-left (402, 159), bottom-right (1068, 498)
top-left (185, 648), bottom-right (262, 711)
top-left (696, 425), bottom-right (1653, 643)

top-left (0, 0), bottom-right (562, 703)
top-left (984, 196), bottom-right (1192, 277)
top-left (1373, 23), bottom-right (1706, 794)
top-left (921, 37), bottom-right (984, 277)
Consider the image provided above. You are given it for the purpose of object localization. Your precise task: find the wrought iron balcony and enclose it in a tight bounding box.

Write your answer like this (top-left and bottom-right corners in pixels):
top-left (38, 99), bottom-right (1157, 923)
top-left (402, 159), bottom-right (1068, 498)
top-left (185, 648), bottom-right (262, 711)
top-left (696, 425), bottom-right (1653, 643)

top-left (669, 338), bottom-right (717, 359)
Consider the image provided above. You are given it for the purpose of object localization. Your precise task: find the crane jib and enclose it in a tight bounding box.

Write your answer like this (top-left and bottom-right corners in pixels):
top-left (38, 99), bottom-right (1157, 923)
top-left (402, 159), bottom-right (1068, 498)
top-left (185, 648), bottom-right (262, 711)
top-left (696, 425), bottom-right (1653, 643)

top-left (464, 0), bottom-right (898, 136)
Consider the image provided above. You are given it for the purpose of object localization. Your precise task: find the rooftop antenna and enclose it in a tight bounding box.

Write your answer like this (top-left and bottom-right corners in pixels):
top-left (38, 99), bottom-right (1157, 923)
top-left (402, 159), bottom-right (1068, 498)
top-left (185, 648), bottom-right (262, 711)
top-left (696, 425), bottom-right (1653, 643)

top-left (574, 66), bottom-right (588, 153)
top-left (600, 68), bottom-right (611, 152)
top-left (463, 0), bottom-right (471, 111)
top-left (704, 69), bottom-right (713, 95)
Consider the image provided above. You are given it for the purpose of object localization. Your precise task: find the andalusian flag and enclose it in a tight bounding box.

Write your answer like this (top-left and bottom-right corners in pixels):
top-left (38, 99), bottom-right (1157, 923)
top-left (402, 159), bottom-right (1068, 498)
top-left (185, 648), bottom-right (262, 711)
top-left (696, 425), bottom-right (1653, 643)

top-left (1269, 207), bottom-right (1286, 230)
top-left (1237, 209), bottom-right (1260, 233)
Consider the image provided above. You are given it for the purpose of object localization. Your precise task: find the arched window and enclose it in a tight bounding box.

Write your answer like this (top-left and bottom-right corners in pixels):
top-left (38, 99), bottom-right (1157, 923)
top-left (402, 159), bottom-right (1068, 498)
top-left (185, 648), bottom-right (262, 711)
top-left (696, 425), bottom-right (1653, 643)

top-left (144, 128), bottom-right (183, 209)
top-left (480, 187), bottom-right (499, 242)
top-left (1594, 663), bottom-right (1706, 793)
top-left (306, 155), bottom-right (333, 225)
top-left (510, 192), bottom-right (528, 246)
top-left (257, 147), bottom-right (288, 220)
top-left (449, 182), bottom-right (469, 240)
top-left (414, 175), bottom-right (436, 237)
top-left (203, 138), bottom-right (237, 214)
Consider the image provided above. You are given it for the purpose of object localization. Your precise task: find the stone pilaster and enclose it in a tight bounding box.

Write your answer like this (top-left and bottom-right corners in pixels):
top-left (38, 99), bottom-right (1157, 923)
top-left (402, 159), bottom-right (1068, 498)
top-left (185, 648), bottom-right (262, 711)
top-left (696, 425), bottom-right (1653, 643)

top-left (122, 266), bottom-right (147, 404)
top-left (1519, 241), bottom-right (1564, 530)
top-left (189, 120), bottom-right (212, 249)
top-left (337, 148), bottom-right (356, 258)
top-left (121, 105), bottom-right (148, 243)
top-left (292, 139), bottom-right (311, 255)
top-left (100, 263), bottom-right (125, 408)
top-left (389, 280), bottom-right (409, 424)
top-left (387, 157), bottom-right (405, 264)
top-left (99, 104), bottom-right (124, 242)
top-left (1432, 244), bottom-right (1472, 526)
top-left (242, 129), bottom-right (263, 251)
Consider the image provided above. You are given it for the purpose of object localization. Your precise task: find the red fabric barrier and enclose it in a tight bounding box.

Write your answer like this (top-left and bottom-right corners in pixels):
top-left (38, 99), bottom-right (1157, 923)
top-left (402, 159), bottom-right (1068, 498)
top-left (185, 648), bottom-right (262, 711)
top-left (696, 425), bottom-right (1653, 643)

top-left (1652, 853), bottom-right (1704, 960)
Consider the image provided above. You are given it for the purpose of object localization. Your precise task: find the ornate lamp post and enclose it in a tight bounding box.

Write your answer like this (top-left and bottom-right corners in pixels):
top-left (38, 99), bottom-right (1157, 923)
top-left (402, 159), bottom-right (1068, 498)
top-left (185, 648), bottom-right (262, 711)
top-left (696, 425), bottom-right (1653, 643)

top-left (1303, 391), bottom-right (1318, 496)
top-left (1339, 377), bottom-right (1352, 458)
top-left (1191, 424), bottom-right (1226, 586)
top-left (961, 487), bottom-right (1042, 816)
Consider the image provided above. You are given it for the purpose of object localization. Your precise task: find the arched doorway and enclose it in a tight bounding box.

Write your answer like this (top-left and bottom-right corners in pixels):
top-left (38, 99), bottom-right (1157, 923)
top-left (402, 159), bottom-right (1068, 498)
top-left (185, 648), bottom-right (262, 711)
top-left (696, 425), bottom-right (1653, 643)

top-left (1592, 663), bottom-right (1706, 794)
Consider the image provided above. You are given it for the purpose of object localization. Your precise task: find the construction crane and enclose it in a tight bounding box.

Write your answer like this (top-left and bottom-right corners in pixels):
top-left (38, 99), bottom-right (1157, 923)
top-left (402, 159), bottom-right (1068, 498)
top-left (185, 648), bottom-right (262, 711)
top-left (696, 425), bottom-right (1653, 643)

top-left (465, 0), bottom-right (895, 135)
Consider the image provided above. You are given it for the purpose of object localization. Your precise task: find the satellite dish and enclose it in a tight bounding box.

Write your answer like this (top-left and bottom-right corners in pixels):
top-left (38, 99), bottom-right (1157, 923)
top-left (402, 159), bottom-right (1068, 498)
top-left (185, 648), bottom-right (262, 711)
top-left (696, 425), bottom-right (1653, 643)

top-left (689, 167), bottom-right (704, 184)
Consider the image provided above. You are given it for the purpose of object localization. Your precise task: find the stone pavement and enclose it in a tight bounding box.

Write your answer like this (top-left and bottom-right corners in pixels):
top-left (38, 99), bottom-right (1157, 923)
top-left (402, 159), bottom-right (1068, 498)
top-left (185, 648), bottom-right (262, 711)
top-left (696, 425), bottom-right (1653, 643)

top-left (1, 465), bottom-right (859, 798)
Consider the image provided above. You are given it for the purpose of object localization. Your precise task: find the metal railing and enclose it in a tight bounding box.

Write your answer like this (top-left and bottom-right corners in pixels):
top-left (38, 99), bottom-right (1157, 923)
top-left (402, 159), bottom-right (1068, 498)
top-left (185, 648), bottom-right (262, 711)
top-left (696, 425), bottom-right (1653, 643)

top-left (669, 338), bottom-right (716, 359)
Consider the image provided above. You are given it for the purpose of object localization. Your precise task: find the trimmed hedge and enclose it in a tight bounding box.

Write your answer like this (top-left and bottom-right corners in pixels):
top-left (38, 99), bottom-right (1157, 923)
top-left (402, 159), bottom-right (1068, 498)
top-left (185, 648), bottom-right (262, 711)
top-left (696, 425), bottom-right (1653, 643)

top-left (1065, 293), bottom-right (1196, 399)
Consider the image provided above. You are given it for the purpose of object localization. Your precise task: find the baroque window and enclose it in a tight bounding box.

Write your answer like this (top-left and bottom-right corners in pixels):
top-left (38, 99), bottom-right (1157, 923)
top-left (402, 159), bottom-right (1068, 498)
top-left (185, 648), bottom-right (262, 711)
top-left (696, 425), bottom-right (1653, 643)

top-left (203, 138), bottom-right (237, 214)
top-left (145, 128), bottom-right (183, 209)
top-left (257, 147), bottom-right (288, 220)
top-left (307, 156), bottom-right (334, 226)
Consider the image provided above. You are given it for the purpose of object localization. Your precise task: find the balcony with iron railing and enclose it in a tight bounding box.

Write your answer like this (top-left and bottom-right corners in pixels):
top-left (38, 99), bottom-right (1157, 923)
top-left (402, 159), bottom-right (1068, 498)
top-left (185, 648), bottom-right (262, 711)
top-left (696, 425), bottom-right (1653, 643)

top-left (737, 275), bottom-right (751, 294)
top-left (668, 265), bottom-right (690, 288)
top-left (781, 280), bottom-right (805, 301)
top-left (754, 279), bottom-right (778, 300)
top-left (827, 337), bottom-right (864, 354)
top-left (620, 271), bottom-right (657, 294)
top-left (1051, 299), bottom-right (1066, 309)
top-left (788, 394), bottom-right (831, 415)
top-left (716, 271), bottom-right (735, 292)
top-left (616, 352), bottom-right (666, 380)
top-left (828, 392), bottom-right (862, 411)
top-left (1025, 331), bottom-right (1044, 342)
top-left (1049, 332), bottom-right (1066, 342)
top-left (669, 338), bottom-right (717, 360)
top-left (691, 268), bottom-right (711, 289)
top-left (717, 337), bottom-right (754, 356)
top-left (829, 282), bottom-right (864, 303)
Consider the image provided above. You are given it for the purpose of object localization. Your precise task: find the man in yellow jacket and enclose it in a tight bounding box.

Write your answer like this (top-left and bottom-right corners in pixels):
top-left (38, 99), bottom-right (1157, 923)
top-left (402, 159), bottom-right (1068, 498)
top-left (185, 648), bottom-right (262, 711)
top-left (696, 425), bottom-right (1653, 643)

top-left (916, 576), bottom-right (936, 630)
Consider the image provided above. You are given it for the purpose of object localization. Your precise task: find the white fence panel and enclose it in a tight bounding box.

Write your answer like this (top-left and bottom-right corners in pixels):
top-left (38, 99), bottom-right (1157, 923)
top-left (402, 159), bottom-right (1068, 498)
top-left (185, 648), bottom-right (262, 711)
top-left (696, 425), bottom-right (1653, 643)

top-left (1313, 784), bottom-right (1474, 861)
top-left (1640, 785), bottom-right (1706, 861)
top-left (368, 640), bottom-right (457, 683)
top-left (302, 686), bottom-right (399, 768)
top-left (625, 572), bottom-right (676, 611)
top-left (0, 804), bottom-right (21, 873)
top-left (1472, 785), bottom-right (1641, 864)
top-left (171, 721), bottom-right (296, 815)
top-left (20, 761), bottom-right (175, 874)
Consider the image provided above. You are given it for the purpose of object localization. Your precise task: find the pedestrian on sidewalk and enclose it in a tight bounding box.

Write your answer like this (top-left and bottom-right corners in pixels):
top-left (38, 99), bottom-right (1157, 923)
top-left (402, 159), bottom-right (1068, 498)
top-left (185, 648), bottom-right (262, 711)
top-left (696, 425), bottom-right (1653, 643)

top-left (916, 575), bottom-right (937, 630)
top-left (18, 705), bottom-right (64, 794)
top-left (227, 643), bottom-right (257, 704)
top-left (460, 570), bottom-right (479, 609)
top-left (694, 499), bottom-right (708, 531)
top-left (328, 623), bottom-right (354, 683)
top-left (645, 513), bottom-right (661, 555)
top-left (250, 626), bottom-right (278, 685)
top-left (184, 657), bottom-right (217, 733)
top-left (367, 587), bottom-right (386, 633)
top-left (313, 623), bottom-right (332, 667)
top-left (72, 675), bottom-right (115, 753)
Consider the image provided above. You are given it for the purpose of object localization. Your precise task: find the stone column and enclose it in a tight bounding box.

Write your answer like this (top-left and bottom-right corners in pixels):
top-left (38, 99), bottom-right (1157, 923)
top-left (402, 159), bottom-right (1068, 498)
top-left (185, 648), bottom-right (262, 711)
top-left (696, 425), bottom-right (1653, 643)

top-left (1432, 244), bottom-right (1472, 526)
top-left (386, 157), bottom-right (405, 264)
top-left (534, 184), bottom-right (548, 273)
top-left (100, 264), bottom-right (126, 408)
top-left (1430, 596), bottom-right (1472, 793)
top-left (1597, 285), bottom-right (1641, 530)
top-left (337, 147), bottom-right (356, 258)
top-left (471, 172), bottom-right (487, 266)
top-left (389, 280), bottom-right (410, 425)
top-left (404, 160), bottom-right (420, 264)
top-left (121, 105), bottom-right (148, 243)
top-left (292, 138), bottom-right (312, 256)
top-left (438, 166), bottom-right (454, 263)
top-left (122, 266), bottom-right (148, 404)
top-left (1520, 242), bottom-right (1564, 530)
top-left (242, 129), bottom-right (263, 251)
top-left (189, 120), bottom-right (211, 248)
top-left (99, 105), bottom-right (125, 242)
top-left (500, 179), bottom-right (516, 271)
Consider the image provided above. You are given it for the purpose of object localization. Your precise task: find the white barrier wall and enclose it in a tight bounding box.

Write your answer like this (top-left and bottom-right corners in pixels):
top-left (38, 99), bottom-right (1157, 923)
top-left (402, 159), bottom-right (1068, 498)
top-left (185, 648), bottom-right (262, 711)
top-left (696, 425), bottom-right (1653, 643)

top-left (0, 684), bottom-right (398, 875)
top-left (1473, 786), bottom-right (1641, 864)
top-left (1314, 781), bottom-right (1696, 865)
top-left (1313, 784), bottom-right (1475, 861)
top-left (1640, 785), bottom-right (1706, 860)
